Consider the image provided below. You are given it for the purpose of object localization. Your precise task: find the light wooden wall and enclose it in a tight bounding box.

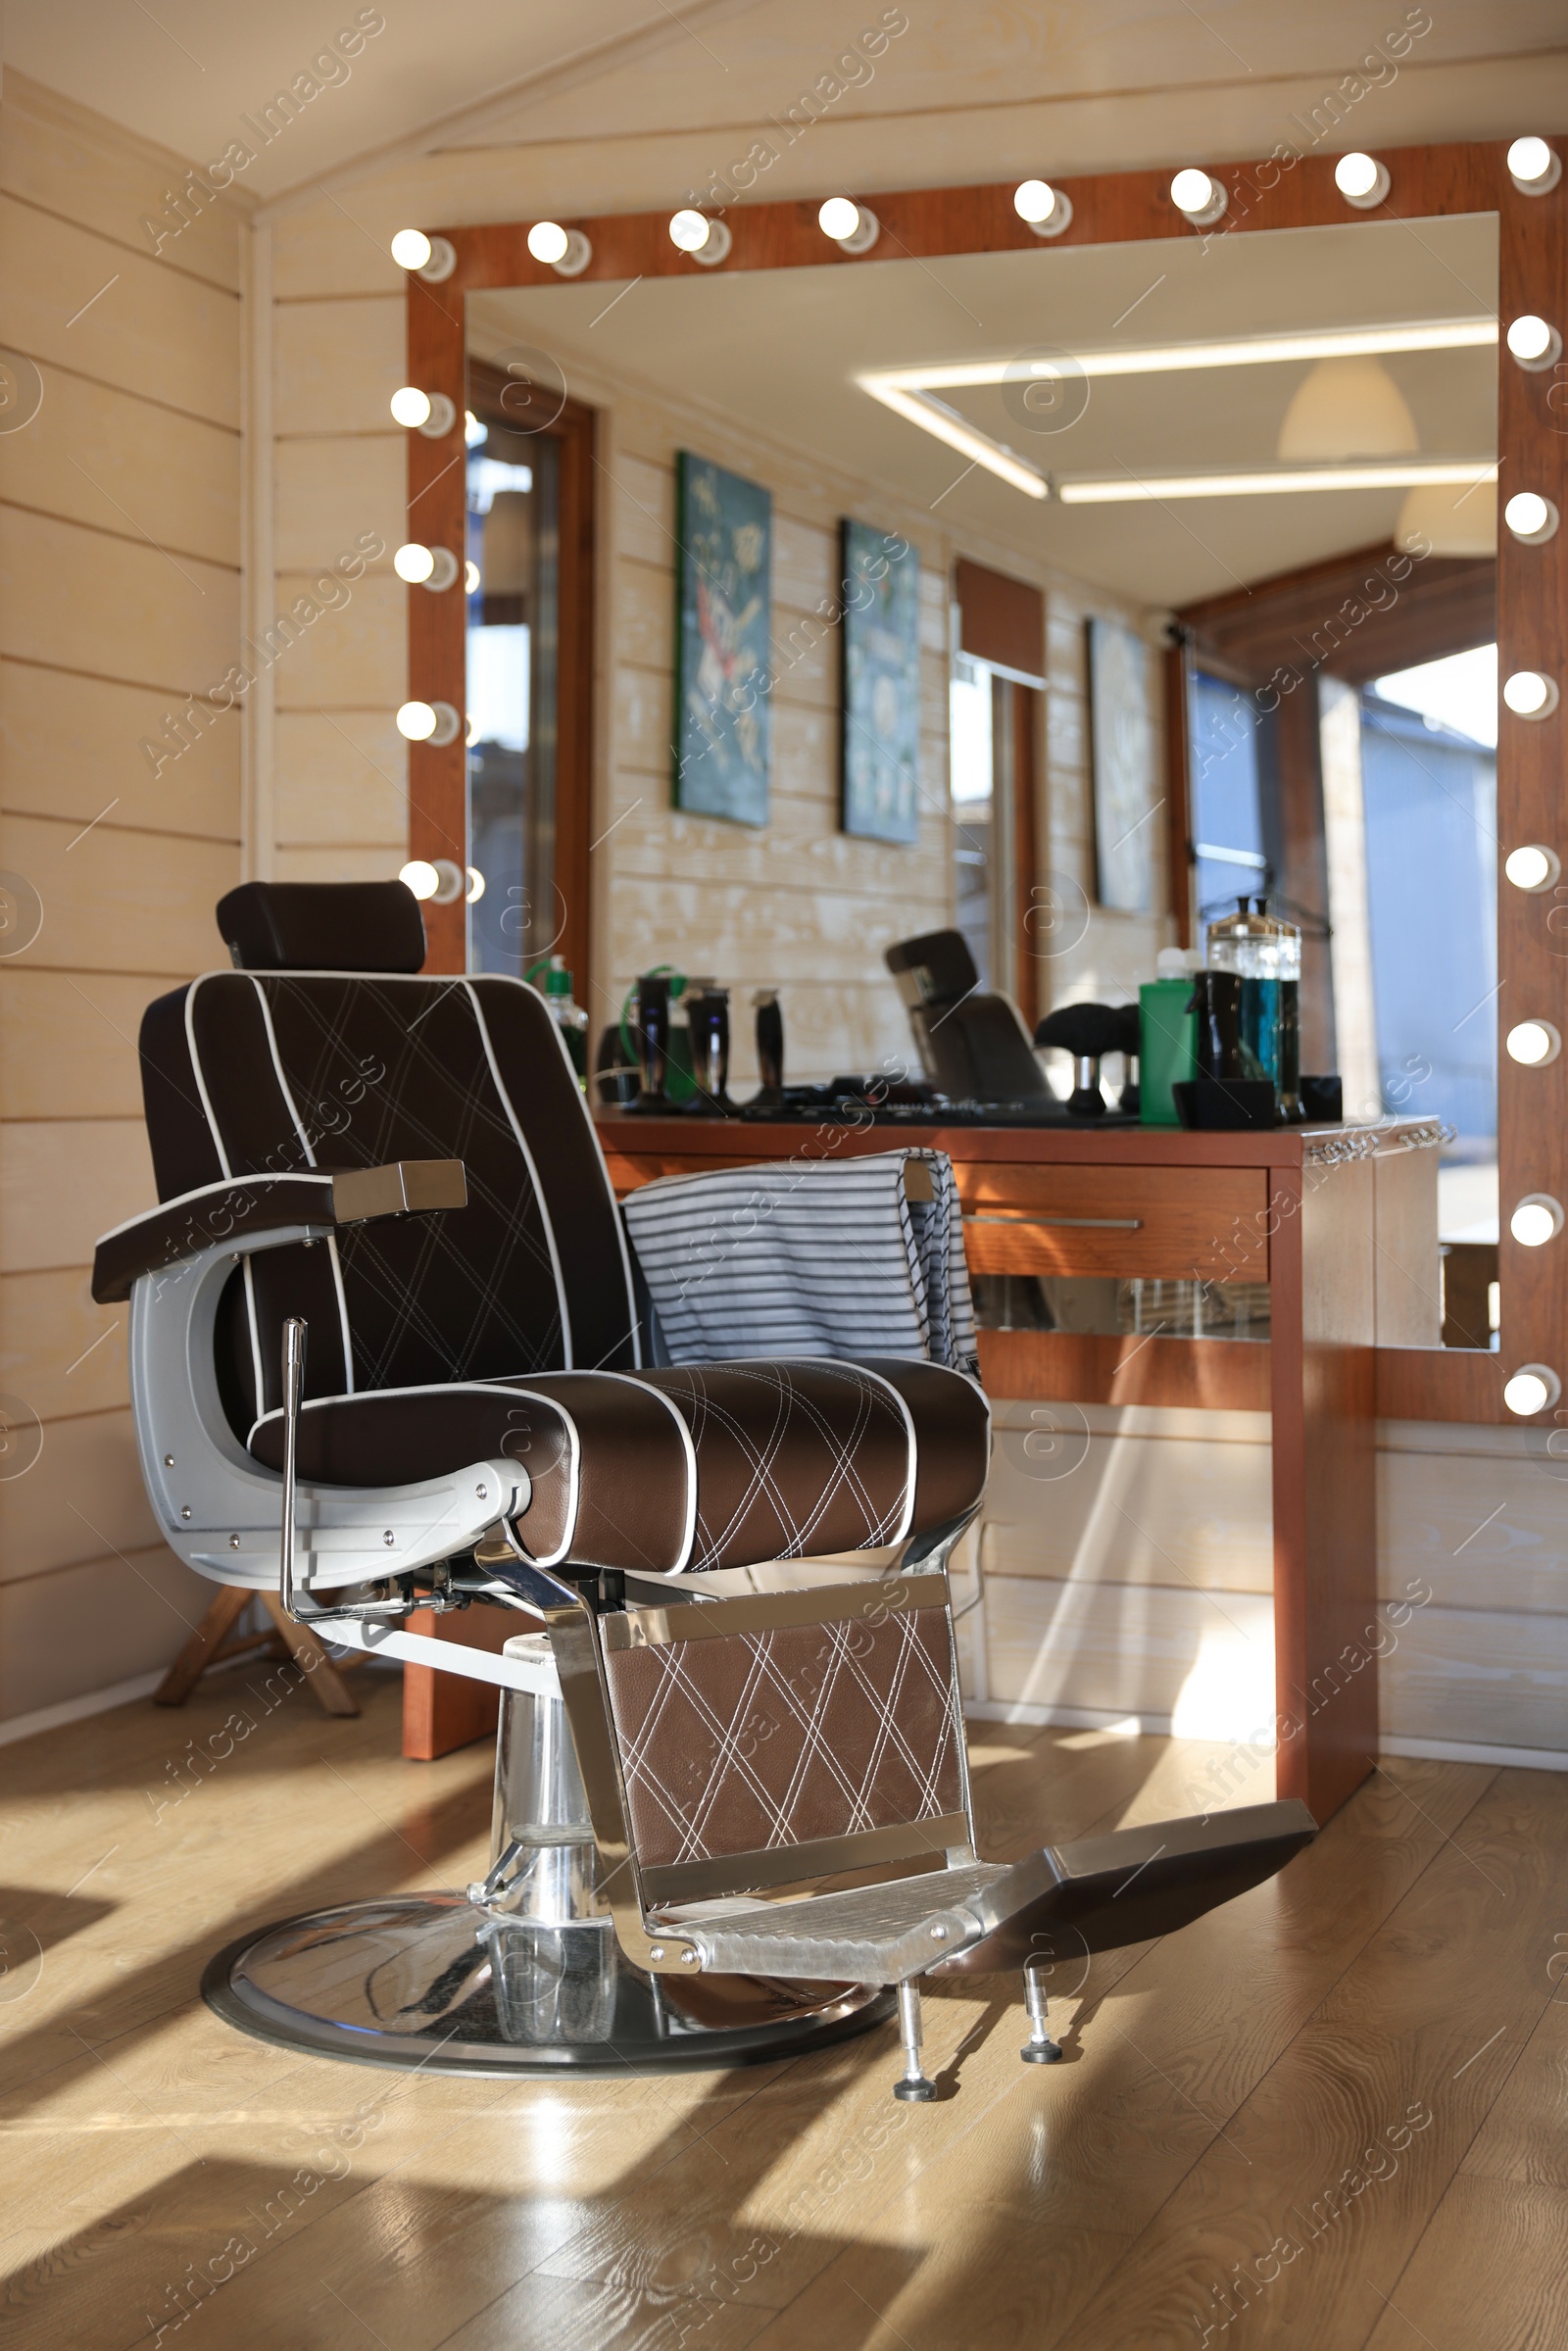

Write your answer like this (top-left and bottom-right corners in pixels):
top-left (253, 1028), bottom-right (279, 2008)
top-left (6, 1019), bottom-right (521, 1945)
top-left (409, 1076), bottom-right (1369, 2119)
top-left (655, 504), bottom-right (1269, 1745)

top-left (958, 1405), bottom-right (1568, 1770)
top-left (0, 75), bottom-right (242, 1725)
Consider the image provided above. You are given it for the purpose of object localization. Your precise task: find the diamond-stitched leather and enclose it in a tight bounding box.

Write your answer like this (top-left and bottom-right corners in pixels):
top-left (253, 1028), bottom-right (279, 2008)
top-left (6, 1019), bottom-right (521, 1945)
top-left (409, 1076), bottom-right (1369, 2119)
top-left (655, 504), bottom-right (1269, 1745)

top-left (603, 1606), bottom-right (963, 1868)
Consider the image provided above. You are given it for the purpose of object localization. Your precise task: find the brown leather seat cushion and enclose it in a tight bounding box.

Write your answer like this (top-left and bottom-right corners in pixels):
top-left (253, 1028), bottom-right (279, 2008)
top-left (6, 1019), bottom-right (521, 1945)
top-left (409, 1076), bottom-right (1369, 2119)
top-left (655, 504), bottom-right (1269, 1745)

top-left (249, 1357), bottom-right (988, 1575)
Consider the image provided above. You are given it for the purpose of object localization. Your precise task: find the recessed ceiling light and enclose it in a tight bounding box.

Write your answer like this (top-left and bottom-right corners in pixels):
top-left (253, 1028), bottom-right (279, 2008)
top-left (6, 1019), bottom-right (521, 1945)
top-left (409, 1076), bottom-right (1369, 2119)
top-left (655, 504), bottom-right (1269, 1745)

top-left (1056, 462), bottom-right (1497, 505)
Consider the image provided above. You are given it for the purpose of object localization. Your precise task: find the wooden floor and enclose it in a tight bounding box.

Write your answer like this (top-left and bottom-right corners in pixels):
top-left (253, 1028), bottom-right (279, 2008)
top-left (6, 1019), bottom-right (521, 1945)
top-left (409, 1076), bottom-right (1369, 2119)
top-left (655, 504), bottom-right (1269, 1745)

top-left (2, 1667), bottom-right (1565, 2351)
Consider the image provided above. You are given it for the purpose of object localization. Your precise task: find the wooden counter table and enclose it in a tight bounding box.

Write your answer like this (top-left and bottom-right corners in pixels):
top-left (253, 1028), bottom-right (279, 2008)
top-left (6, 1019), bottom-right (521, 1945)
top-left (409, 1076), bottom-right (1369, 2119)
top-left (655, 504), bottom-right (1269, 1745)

top-left (596, 1107), bottom-right (1447, 1824)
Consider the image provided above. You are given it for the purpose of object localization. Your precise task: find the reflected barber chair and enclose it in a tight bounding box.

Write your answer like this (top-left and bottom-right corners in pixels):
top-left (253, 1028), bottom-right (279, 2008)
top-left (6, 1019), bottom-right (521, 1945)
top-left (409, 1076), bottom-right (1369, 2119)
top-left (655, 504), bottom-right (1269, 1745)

top-left (885, 929), bottom-right (1054, 1105)
top-left (94, 882), bottom-right (1316, 2091)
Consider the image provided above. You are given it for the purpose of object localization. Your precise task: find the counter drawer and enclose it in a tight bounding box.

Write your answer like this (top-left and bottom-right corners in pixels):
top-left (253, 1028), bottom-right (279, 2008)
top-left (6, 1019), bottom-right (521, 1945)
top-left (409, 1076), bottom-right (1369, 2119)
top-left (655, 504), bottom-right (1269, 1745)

top-left (957, 1163), bottom-right (1271, 1284)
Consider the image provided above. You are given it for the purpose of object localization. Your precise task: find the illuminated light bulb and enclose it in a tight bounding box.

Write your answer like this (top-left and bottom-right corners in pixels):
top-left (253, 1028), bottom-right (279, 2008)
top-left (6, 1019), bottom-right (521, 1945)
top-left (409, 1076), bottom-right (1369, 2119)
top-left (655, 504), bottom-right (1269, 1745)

top-left (393, 544), bottom-right (460, 591)
top-left (528, 221), bottom-right (593, 274)
top-left (465, 711), bottom-right (479, 746)
top-left (1171, 169), bottom-right (1227, 224)
top-left (1506, 314), bottom-right (1562, 369)
top-left (1510, 1195), bottom-right (1564, 1248)
top-left (395, 699), bottom-right (463, 746)
top-left (1013, 179), bottom-right (1074, 237)
top-left (1502, 670), bottom-right (1559, 719)
top-left (1504, 1364), bottom-right (1560, 1416)
top-left (466, 866), bottom-right (486, 904)
top-left (465, 561), bottom-right (481, 594)
top-left (1505, 1018), bottom-right (1561, 1066)
top-left (668, 209), bottom-right (731, 265)
top-left (1507, 136), bottom-right (1561, 193)
top-left (1505, 844), bottom-right (1560, 891)
top-left (465, 410), bottom-right (485, 446)
top-left (527, 220), bottom-right (568, 264)
top-left (1505, 490), bottom-right (1559, 543)
top-left (400, 858), bottom-right (440, 899)
top-left (390, 230), bottom-right (455, 281)
top-left (818, 197), bottom-right (880, 252)
top-left (390, 385), bottom-right (432, 426)
top-left (1334, 151), bottom-right (1390, 207)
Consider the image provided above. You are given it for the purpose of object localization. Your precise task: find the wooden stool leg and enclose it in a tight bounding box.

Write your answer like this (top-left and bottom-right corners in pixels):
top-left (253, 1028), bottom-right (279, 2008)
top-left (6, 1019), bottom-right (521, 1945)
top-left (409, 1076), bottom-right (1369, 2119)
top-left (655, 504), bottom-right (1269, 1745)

top-left (259, 1592), bottom-right (362, 1718)
top-left (154, 1586), bottom-right (256, 1706)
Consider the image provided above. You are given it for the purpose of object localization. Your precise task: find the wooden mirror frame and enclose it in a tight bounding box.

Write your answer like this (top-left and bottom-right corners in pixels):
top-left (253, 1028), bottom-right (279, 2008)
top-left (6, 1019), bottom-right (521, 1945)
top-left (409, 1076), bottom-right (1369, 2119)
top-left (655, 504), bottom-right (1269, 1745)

top-left (403, 138), bottom-right (1565, 1431)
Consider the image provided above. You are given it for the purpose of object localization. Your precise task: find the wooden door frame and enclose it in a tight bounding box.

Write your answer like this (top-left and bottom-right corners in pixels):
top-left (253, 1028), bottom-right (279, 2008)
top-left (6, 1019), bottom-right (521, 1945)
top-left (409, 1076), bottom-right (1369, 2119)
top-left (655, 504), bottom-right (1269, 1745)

top-left (399, 141), bottom-right (1563, 1433)
top-left (463, 360), bottom-right (596, 985)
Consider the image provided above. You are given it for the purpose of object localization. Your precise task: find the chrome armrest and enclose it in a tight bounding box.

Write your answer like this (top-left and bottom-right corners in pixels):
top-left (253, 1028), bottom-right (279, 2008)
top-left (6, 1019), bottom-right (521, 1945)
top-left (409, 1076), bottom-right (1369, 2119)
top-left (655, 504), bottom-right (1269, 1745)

top-left (92, 1160), bottom-right (466, 1301)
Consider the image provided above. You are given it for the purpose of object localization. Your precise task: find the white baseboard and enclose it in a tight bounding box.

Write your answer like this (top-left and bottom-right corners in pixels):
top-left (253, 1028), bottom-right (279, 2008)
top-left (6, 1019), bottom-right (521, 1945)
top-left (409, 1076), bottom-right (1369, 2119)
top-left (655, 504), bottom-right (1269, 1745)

top-left (964, 1704), bottom-right (1568, 1775)
top-left (0, 1670), bottom-right (166, 1748)
top-left (1380, 1733), bottom-right (1568, 1773)
top-left (965, 1698), bottom-right (1168, 1736)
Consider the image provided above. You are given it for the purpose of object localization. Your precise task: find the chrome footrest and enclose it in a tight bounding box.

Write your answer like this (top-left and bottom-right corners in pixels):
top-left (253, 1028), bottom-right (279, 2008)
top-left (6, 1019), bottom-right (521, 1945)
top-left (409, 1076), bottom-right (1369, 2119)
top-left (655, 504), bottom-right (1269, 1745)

top-left (674, 1801), bottom-right (1318, 1986)
top-left (674, 1860), bottom-right (1029, 1982)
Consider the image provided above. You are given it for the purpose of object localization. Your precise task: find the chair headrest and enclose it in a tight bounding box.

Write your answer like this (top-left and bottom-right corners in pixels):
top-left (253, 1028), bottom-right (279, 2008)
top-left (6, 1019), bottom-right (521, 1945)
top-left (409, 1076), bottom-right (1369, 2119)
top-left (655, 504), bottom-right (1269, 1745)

top-left (885, 928), bottom-right (979, 1010)
top-left (216, 882), bottom-right (427, 974)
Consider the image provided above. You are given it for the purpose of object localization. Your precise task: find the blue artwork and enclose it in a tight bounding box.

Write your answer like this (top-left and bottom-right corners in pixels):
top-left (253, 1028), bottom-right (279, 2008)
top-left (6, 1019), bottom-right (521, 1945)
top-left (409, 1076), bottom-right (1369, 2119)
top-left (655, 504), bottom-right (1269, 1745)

top-left (841, 518), bottom-right (920, 843)
top-left (673, 453), bottom-right (771, 826)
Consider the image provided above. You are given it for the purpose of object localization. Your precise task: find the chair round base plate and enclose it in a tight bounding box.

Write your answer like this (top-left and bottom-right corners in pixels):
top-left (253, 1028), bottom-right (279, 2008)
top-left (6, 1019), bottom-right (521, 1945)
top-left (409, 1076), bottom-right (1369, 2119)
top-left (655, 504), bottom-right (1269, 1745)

top-left (201, 1895), bottom-right (893, 2075)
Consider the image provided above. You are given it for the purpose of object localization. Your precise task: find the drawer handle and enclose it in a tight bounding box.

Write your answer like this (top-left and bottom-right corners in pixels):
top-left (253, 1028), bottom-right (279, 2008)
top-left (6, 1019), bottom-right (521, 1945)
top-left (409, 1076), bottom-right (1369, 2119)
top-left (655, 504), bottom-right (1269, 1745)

top-left (963, 1212), bottom-right (1144, 1230)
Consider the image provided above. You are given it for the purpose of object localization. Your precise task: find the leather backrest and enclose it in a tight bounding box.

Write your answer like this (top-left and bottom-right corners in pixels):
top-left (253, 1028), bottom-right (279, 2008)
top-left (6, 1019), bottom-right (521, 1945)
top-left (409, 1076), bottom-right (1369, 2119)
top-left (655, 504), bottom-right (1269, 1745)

top-left (217, 880), bottom-right (427, 973)
top-left (138, 968), bottom-right (638, 1427)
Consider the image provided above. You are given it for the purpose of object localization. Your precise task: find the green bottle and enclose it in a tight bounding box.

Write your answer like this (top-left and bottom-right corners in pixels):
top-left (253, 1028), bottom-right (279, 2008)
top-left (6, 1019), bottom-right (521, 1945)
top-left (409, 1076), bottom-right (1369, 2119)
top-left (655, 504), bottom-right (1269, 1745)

top-left (542, 955), bottom-right (590, 1088)
top-left (1139, 950), bottom-right (1200, 1127)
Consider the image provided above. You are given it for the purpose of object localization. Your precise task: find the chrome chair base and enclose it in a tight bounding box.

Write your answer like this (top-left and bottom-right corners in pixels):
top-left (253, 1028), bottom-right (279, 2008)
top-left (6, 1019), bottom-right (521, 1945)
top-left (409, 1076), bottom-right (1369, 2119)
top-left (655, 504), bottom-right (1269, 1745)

top-left (201, 1894), bottom-right (893, 2075)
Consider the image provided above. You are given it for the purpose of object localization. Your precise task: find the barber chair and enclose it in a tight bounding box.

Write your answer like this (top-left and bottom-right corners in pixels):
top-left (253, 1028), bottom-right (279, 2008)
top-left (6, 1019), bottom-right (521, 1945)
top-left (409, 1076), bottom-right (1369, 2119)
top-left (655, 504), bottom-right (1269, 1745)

top-left (885, 929), bottom-right (1054, 1105)
top-left (94, 881), bottom-right (1315, 2090)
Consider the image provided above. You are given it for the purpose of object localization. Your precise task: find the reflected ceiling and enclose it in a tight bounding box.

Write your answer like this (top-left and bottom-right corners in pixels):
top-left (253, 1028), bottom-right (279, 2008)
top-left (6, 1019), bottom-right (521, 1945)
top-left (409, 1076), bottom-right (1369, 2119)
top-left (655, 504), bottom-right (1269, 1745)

top-left (471, 214), bottom-right (1498, 609)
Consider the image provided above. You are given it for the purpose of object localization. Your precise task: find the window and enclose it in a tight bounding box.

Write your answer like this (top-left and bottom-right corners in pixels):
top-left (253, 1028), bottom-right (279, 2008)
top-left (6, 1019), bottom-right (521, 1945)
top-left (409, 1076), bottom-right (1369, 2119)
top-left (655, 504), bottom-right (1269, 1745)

top-left (1189, 668), bottom-right (1272, 925)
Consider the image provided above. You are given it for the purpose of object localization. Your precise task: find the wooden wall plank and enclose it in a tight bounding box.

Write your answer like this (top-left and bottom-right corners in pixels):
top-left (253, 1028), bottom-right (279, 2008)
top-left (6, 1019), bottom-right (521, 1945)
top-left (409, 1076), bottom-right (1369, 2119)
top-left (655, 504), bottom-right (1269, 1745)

top-left (0, 1408), bottom-right (159, 1586)
top-left (0, 1117), bottom-right (154, 1275)
top-left (0, 193), bottom-right (240, 423)
top-left (0, 367), bottom-right (240, 569)
top-left (0, 507), bottom-right (239, 691)
top-left (0, 662), bottom-right (239, 840)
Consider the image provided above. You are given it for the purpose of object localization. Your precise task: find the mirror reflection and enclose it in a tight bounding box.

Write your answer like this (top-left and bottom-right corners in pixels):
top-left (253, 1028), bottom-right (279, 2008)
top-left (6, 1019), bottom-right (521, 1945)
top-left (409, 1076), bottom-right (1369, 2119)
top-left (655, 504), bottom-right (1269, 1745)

top-left (464, 211), bottom-right (1498, 1343)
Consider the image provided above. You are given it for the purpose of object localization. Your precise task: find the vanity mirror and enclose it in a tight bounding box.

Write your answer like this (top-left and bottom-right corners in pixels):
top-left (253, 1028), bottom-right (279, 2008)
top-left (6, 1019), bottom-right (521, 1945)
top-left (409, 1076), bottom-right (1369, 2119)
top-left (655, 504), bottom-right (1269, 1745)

top-left (394, 143), bottom-right (1564, 1431)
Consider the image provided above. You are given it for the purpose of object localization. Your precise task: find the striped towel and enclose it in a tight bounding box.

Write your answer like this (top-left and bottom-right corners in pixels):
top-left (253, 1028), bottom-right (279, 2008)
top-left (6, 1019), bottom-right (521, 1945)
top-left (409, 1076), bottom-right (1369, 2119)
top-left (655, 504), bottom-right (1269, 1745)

top-left (621, 1150), bottom-right (980, 1376)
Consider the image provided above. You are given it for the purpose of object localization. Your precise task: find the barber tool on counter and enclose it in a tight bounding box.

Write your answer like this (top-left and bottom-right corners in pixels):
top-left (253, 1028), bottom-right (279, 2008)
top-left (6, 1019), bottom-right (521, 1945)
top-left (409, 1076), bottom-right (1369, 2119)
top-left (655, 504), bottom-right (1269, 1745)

top-left (753, 989), bottom-right (784, 1103)
top-left (683, 981), bottom-right (735, 1114)
top-left (626, 968), bottom-right (672, 1109)
top-left (1032, 1002), bottom-right (1132, 1118)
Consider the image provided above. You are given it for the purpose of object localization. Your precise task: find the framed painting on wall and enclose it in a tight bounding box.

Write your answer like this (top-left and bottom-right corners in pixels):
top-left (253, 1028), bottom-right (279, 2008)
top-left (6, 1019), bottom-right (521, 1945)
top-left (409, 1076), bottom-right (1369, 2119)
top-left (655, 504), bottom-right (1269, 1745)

top-left (672, 451), bottom-right (772, 826)
top-left (1088, 615), bottom-right (1156, 912)
top-left (840, 519), bottom-right (921, 845)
